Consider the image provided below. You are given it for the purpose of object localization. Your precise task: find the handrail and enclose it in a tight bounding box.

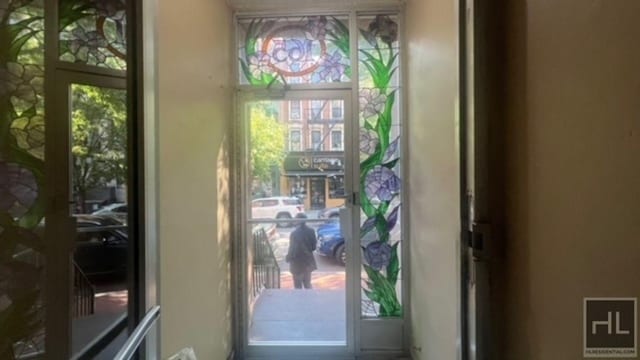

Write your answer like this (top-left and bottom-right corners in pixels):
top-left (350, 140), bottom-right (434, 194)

top-left (113, 305), bottom-right (160, 360)
top-left (72, 261), bottom-right (95, 318)
top-left (252, 228), bottom-right (280, 301)
top-left (71, 313), bottom-right (127, 360)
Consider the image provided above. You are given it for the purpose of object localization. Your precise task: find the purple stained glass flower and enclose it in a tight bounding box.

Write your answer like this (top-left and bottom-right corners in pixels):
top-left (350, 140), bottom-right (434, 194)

top-left (365, 166), bottom-right (400, 202)
top-left (305, 16), bottom-right (328, 41)
top-left (313, 50), bottom-right (346, 82)
top-left (363, 241), bottom-right (393, 271)
top-left (0, 161), bottom-right (38, 219)
top-left (359, 88), bottom-right (387, 119)
top-left (248, 51), bottom-right (273, 79)
top-left (359, 128), bottom-right (379, 155)
top-left (68, 28), bottom-right (109, 64)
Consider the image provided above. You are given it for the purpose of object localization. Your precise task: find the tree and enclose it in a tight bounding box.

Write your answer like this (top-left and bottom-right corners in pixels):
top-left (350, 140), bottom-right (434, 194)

top-left (71, 85), bottom-right (127, 213)
top-left (250, 104), bottom-right (286, 185)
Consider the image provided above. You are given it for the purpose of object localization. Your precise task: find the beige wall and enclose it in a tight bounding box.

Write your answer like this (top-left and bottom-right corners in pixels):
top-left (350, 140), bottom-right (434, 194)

top-left (157, 0), bottom-right (233, 358)
top-left (406, 0), bottom-right (461, 359)
top-left (504, 0), bottom-right (640, 358)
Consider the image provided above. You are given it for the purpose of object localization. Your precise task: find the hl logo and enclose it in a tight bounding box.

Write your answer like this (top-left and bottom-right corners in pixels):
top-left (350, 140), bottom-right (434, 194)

top-left (592, 311), bottom-right (631, 336)
top-left (584, 298), bottom-right (637, 358)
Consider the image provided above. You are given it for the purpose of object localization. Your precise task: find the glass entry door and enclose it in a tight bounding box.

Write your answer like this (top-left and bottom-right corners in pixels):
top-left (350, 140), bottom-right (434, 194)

top-left (235, 11), bottom-right (405, 358)
top-left (241, 91), bottom-right (357, 355)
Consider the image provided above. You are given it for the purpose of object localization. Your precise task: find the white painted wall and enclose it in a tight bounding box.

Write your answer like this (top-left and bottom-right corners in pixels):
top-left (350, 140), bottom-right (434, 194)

top-left (405, 0), bottom-right (461, 359)
top-left (504, 0), bottom-right (640, 358)
top-left (157, 0), bottom-right (234, 358)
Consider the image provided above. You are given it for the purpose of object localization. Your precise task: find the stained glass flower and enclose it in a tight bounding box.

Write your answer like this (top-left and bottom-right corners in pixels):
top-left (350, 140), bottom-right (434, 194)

top-left (313, 51), bottom-right (346, 82)
top-left (359, 88), bottom-right (387, 119)
top-left (0, 63), bottom-right (23, 98)
top-left (0, 162), bottom-right (38, 219)
top-left (11, 115), bottom-right (45, 159)
top-left (364, 166), bottom-right (400, 202)
top-left (368, 15), bottom-right (398, 46)
top-left (67, 27), bottom-right (109, 64)
top-left (359, 128), bottom-right (379, 155)
top-left (306, 16), bottom-right (328, 41)
top-left (0, 62), bottom-right (43, 114)
top-left (363, 241), bottom-right (393, 271)
top-left (248, 51), bottom-right (274, 79)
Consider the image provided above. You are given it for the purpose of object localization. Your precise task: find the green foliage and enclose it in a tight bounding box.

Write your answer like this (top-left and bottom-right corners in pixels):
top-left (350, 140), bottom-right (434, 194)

top-left (250, 104), bottom-right (286, 183)
top-left (71, 85), bottom-right (127, 211)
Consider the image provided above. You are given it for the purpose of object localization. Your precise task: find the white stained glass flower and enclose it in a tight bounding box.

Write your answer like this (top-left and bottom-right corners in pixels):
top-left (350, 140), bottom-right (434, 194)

top-left (359, 88), bottom-right (387, 119)
top-left (360, 128), bottom-right (379, 155)
top-left (248, 51), bottom-right (274, 79)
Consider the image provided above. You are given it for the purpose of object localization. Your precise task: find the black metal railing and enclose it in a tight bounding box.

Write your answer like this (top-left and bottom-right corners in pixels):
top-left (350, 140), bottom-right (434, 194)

top-left (252, 227), bottom-right (280, 300)
top-left (73, 261), bottom-right (95, 318)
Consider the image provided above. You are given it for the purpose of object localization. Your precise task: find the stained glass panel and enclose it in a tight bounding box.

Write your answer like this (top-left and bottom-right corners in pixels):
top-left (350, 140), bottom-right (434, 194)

top-left (238, 16), bottom-right (350, 85)
top-left (358, 14), bottom-right (402, 318)
top-left (59, 0), bottom-right (127, 70)
top-left (1, 1), bottom-right (47, 357)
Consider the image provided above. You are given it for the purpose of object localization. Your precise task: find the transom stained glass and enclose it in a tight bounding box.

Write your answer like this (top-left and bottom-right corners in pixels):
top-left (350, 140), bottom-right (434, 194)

top-left (238, 16), bottom-right (350, 85)
top-left (59, 0), bottom-right (127, 70)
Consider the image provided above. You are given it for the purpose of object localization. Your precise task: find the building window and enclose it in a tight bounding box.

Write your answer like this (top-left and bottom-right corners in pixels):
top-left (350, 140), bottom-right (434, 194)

top-left (311, 130), bottom-right (322, 150)
top-left (289, 100), bottom-right (301, 121)
top-left (289, 130), bottom-right (301, 151)
top-left (331, 130), bottom-right (343, 150)
top-left (310, 100), bottom-right (324, 121)
top-left (331, 100), bottom-right (343, 120)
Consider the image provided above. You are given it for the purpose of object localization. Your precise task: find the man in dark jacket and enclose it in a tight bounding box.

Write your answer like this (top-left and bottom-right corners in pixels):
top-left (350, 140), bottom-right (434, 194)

top-left (286, 213), bottom-right (317, 289)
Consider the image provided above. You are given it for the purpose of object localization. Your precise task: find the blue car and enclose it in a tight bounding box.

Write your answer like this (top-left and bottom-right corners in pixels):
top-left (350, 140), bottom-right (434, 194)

top-left (316, 220), bottom-right (346, 265)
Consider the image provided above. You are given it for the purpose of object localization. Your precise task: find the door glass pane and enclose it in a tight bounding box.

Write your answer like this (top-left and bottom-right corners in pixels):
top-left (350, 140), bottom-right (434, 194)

top-left (358, 14), bottom-right (403, 317)
top-left (1, 2), bottom-right (47, 358)
top-left (246, 99), bottom-right (347, 345)
top-left (59, 0), bottom-right (127, 70)
top-left (238, 16), bottom-right (350, 85)
top-left (70, 84), bottom-right (128, 356)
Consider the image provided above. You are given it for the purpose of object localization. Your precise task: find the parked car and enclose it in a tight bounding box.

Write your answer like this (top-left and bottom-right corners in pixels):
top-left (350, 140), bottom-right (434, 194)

top-left (251, 196), bottom-right (304, 226)
top-left (74, 215), bottom-right (128, 279)
top-left (92, 202), bottom-right (127, 223)
top-left (316, 220), bottom-right (346, 265)
top-left (318, 206), bottom-right (344, 219)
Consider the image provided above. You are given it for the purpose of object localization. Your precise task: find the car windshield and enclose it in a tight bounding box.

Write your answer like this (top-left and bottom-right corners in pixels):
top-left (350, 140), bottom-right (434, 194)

top-left (283, 198), bottom-right (302, 205)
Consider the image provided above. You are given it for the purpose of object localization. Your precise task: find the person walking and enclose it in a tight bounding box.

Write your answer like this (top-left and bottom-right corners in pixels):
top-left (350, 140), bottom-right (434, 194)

top-left (285, 213), bottom-right (317, 289)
